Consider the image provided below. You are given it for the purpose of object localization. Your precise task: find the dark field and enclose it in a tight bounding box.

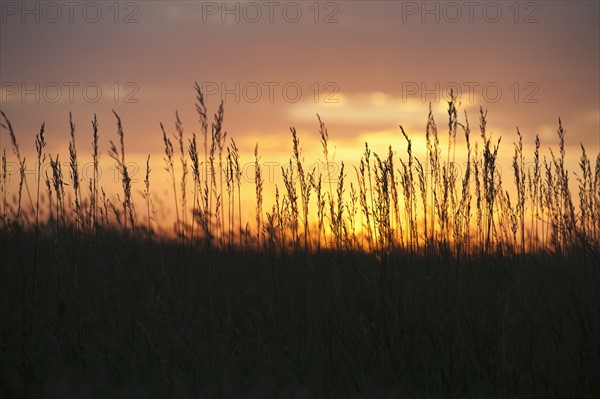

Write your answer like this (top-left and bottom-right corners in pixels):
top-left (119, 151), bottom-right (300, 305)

top-left (1, 229), bottom-right (599, 397)
top-left (1, 92), bottom-right (599, 397)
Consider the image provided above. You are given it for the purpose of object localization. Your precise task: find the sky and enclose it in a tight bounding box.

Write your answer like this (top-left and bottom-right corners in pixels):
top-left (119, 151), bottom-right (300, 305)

top-left (1, 0), bottom-right (599, 232)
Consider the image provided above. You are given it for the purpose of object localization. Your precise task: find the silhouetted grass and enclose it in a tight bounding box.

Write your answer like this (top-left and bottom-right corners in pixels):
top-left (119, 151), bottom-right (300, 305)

top-left (0, 85), bottom-right (599, 397)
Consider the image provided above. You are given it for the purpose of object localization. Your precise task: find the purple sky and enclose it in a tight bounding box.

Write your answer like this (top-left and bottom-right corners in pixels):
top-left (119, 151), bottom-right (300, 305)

top-left (1, 1), bottom-right (598, 221)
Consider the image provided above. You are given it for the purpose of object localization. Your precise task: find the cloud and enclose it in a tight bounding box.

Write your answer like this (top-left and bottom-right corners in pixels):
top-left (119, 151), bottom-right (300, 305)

top-left (288, 92), bottom-right (451, 128)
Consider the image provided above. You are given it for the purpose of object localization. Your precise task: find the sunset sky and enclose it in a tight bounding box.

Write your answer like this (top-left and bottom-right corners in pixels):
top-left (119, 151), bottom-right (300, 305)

top-left (1, 0), bottom-right (598, 231)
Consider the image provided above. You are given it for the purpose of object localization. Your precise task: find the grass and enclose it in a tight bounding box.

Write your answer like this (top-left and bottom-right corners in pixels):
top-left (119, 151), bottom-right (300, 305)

top-left (0, 85), bottom-right (599, 397)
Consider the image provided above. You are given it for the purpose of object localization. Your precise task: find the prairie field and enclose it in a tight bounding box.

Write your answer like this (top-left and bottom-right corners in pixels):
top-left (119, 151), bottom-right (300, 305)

top-left (0, 88), bottom-right (599, 397)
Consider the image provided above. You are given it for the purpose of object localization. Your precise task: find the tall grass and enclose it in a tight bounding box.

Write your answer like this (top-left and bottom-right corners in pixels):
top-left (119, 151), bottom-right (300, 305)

top-left (161, 121), bottom-right (179, 240)
top-left (1, 85), bottom-right (599, 397)
top-left (175, 112), bottom-right (189, 243)
top-left (254, 143), bottom-right (263, 250)
top-left (0, 86), bottom-right (598, 261)
top-left (1, 149), bottom-right (7, 231)
top-left (32, 122), bottom-right (45, 294)
top-left (109, 111), bottom-right (135, 236)
top-left (91, 114), bottom-right (99, 233)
